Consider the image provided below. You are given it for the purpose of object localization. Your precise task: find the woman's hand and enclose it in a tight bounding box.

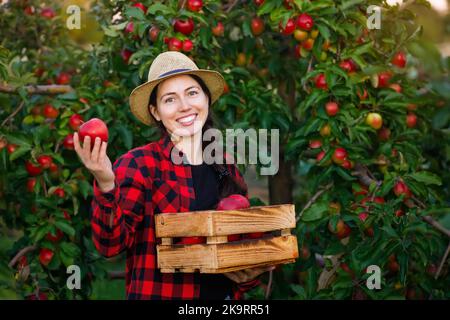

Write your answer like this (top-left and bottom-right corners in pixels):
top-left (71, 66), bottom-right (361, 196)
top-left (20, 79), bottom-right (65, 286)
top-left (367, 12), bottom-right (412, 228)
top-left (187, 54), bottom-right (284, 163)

top-left (73, 132), bottom-right (115, 192)
top-left (223, 266), bottom-right (275, 284)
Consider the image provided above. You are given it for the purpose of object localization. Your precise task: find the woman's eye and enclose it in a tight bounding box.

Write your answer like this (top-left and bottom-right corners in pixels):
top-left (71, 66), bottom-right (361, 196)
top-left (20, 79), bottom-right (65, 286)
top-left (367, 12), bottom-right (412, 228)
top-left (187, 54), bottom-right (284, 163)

top-left (188, 90), bottom-right (198, 96)
top-left (164, 97), bottom-right (174, 103)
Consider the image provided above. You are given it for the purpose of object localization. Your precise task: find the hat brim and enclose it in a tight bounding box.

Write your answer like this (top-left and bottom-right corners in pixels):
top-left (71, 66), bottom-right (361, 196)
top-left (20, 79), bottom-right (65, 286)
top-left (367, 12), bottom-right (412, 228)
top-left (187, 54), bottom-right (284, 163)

top-left (129, 69), bottom-right (225, 126)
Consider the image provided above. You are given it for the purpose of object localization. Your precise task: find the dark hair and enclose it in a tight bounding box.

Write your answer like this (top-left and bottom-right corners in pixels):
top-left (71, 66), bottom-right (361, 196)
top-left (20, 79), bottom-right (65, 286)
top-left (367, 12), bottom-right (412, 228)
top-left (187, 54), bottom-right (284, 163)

top-left (147, 74), bottom-right (247, 199)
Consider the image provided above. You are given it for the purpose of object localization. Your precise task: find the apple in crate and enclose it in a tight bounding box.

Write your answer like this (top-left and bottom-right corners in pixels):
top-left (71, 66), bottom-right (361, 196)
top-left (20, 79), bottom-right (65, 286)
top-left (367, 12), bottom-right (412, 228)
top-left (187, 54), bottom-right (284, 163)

top-left (216, 194), bottom-right (264, 241)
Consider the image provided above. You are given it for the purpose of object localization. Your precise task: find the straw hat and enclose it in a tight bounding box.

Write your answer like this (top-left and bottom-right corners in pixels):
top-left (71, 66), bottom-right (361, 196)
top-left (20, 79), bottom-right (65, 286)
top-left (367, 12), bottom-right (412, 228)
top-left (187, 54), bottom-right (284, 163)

top-left (129, 51), bottom-right (226, 126)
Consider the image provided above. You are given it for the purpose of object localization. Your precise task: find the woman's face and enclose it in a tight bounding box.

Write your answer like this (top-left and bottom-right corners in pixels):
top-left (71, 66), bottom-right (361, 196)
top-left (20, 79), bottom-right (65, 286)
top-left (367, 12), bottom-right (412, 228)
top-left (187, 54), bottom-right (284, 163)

top-left (149, 75), bottom-right (209, 138)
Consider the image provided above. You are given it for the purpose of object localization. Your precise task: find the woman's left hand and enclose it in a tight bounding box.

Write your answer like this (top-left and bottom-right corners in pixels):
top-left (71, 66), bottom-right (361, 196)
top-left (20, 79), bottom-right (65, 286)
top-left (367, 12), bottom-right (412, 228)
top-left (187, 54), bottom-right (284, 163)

top-left (224, 266), bottom-right (275, 284)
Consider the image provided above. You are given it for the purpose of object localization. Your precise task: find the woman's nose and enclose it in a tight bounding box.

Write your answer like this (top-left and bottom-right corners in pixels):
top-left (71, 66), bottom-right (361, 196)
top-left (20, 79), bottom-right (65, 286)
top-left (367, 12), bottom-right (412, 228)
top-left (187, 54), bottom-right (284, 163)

top-left (178, 97), bottom-right (191, 112)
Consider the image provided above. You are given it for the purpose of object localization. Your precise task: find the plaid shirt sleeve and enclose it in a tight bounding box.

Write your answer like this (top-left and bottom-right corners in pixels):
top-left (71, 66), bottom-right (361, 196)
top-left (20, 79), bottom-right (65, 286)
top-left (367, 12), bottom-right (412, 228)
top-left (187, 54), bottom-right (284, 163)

top-left (91, 154), bottom-right (146, 257)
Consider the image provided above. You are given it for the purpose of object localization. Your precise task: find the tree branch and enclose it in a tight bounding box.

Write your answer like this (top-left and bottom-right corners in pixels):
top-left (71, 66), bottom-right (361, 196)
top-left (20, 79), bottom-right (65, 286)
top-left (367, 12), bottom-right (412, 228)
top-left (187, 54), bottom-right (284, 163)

top-left (8, 245), bottom-right (37, 268)
top-left (1, 101), bottom-right (25, 127)
top-left (296, 182), bottom-right (333, 223)
top-left (108, 270), bottom-right (126, 279)
top-left (352, 164), bottom-right (450, 238)
top-left (0, 84), bottom-right (73, 95)
top-left (435, 241), bottom-right (450, 280)
top-left (265, 270), bottom-right (273, 300)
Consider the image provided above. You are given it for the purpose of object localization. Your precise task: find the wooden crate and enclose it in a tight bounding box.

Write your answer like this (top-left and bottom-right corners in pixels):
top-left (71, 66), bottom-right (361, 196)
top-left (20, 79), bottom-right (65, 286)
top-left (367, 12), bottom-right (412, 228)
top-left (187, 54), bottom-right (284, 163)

top-left (155, 204), bottom-right (299, 273)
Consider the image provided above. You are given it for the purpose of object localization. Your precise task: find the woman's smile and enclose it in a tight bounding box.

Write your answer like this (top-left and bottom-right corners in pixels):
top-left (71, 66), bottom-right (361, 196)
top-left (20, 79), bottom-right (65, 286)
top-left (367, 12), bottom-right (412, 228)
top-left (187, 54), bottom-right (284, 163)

top-left (176, 113), bottom-right (198, 126)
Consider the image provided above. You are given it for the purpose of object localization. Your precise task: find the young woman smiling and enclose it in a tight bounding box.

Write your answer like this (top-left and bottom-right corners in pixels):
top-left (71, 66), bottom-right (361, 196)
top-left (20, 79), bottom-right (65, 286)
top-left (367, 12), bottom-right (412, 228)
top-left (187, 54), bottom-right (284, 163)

top-left (73, 51), bottom-right (274, 300)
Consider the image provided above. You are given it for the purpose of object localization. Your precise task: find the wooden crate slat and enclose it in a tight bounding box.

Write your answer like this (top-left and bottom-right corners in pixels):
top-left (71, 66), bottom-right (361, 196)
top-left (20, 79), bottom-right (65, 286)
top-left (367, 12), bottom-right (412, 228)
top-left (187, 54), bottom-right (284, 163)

top-left (157, 243), bottom-right (218, 270)
top-left (157, 235), bottom-right (298, 273)
top-left (215, 235), bottom-right (298, 268)
top-left (205, 258), bottom-right (296, 274)
top-left (155, 204), bottom-right (295, 238)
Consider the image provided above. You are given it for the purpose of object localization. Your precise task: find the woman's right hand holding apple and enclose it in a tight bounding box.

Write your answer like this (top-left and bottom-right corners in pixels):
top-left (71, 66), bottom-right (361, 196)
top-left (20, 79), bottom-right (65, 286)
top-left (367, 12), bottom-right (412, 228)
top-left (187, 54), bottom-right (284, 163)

top-left (73, 132), bottom-right (115, 192)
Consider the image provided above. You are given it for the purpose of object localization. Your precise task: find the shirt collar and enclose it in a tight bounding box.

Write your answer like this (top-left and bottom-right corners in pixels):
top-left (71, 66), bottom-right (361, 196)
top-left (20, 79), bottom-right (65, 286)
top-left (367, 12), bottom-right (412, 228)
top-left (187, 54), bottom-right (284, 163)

top-left (158, 131), bottom-right (186, 163)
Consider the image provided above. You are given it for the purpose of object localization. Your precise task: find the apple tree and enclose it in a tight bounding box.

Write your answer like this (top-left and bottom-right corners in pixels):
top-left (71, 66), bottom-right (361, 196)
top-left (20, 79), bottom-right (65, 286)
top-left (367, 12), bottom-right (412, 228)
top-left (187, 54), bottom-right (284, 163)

top-left (0, 0), bottom-right (449, 300)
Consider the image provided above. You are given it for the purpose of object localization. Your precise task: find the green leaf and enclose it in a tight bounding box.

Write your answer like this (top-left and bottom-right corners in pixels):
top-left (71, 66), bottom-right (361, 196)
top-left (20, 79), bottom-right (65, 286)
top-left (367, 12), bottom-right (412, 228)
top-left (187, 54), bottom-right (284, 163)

top-left (316, 24), bottom-right (330, 40)
top-left (301, 202), bottom-right (328, 222)
top-left (408, 171), bottom-right (442, 186)
top-left (9, 145), bottom-right (31, 161)
top-left (124, 7), bottom-right (145, 20)
top-left (147, 3), bottom-right (171, 15)
top-left (116, 125), bottom-right (133, 150)
top-left (54, 220), bottom-right (76, 237)
top-left (78, 180), bottom-right (93, 199)
top-left (60, 242), bottom-right (81, 257)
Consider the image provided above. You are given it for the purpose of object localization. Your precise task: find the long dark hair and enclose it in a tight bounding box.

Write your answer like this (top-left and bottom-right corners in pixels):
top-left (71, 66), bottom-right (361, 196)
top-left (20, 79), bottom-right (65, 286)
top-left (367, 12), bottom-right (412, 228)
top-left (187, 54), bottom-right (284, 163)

top-left (147, 74), bottom-right (247, 199)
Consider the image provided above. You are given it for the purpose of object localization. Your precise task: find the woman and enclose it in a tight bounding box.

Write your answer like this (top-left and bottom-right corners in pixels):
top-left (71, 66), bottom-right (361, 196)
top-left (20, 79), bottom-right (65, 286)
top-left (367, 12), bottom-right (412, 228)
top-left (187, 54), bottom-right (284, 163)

top-left (73, 51), bottom-right (274, 300)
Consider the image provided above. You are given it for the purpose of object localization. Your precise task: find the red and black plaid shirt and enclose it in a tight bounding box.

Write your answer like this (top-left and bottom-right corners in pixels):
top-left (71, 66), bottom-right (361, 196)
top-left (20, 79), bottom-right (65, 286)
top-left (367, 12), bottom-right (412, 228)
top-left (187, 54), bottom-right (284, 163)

top-left (91, 132), bottom-right (260, 300)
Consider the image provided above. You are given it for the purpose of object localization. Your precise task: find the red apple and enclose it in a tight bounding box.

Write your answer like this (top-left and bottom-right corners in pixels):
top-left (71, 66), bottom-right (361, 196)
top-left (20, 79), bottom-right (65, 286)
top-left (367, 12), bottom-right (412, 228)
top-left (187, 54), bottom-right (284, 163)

top-left (37, 155), bottom-right (53, 169)
top-left (251, 17), bottom-right (265, 36)
top-left (7, 144), bottom-right (18, 154)
top-left (26, 292), bottom-right (48, 300)
top-left (406, 113), bottom-right (417, 128)
top-left (366, 112), bottom-right (383, 130)
top-left (26, 178), bottom-right (37, 192)
top-left (358, 212), bottom-right (369, 222)
top-left (54, 187), bottom-right (65, 198)
top-left (316, 150), bottom-right (326, 162)
top-left (56, 72), bottom-right (71, 85)
top-left (393, 180), bottom-right (412, 199)
top-left (121, 48), bottom-right (133, 63)
top-left (357, 88), bottom-right (368, 100)
top-left (389, 83), bottom-right (402, 93)
top-left (378, 127), bottom-right (391, 141)
top-left (125, 21), bottom-right (135, 34)
top-left (168, 37), bottom-right (183, 51)
top-left (395, 209), bottom-right (404, 217)
top-left (309, 140), bottom-right (322, 149)
top-left (227, 234), bottom-right (241, 242)
top-left (332, 148), bottom-right (347, 165)
top-left (325, 101), bottom-right (339, 116)
top-left (63, 134), bottom-right (75, 150)
top-left (301, 38), bottom-right (314, 51)
top-left (46, 229), bottom-right (63, 243)
top-left (254, 0), bottom-right (265, 6)
top-left (132, 2), bottom-right (147, 14)
top-left (148, 26), bottom-right (160, 42)
top-left (69, 114), bottom-right (84, 131)
top-left (24, 6), bottom-right (35, 15)
top-left (279, 18), bottom-right (295, 35)
top-left (40, 7), bottom-right (55, 19)
top-left (296, 13), bottom-right (314, 31)
top-left (187, 0), bottom-right (203, 12)
top-left (339, 59), bottom-right (357, 73)
top-left (212, 22), bottom-right (224, 37)
top-left (63, 210), bottom-right (72, 221)
top-left (391, 51), bottom-right (406, 68)
top-left (294, 44), bottom-right (302, 58)
top-left (78, 118), bottom-right (109, 145)
top-left (182, 39), bottom-right (194, 52)
top-left (377, 71), bottom-right (392, 88)
top-left (341, 159), bottom-right (354, 170)
top-left (25, 160), bottom-right (43, 176)
top-left (217, 194), bottom-right (250, 210)
top-left (174, 18), bottom-right (195, 36)
top-left (315, 73), bottom-right (327, 90)
top-left (39, 248), bottom-right (54, 266)
top-left (245, 232), bottom-right (265, 239)
top-left (42, 104), bottom-right (59, 119)
top-left (178, 236), bottom-right (206, 245)
top-left (283, 0), bottom-right (294, 9)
